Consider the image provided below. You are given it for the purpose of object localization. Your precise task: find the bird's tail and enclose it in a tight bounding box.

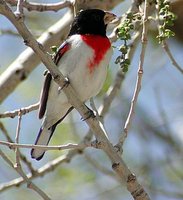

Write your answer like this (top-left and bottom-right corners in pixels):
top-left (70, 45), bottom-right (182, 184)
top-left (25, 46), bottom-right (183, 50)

top-left (31, 107), bottom-right (74, 160)
top-left (31, 125), bottom-right (56, 161)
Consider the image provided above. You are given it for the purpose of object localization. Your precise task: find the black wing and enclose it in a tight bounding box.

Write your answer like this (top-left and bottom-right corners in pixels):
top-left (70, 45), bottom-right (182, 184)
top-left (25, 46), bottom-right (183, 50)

top-left (38, 41), bottom-right (71, 119)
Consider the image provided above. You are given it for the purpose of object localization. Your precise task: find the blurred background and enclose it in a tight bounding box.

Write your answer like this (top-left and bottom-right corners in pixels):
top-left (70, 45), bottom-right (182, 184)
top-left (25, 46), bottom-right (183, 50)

top-left (0, 0), bottom-right (183, 200)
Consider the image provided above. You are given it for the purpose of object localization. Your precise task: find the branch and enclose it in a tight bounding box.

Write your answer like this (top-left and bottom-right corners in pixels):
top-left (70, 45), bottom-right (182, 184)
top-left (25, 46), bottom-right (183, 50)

top-left (0, 1), bottom-right (150, 200)
top-left (99, 3), bottom-right (141, 119)
top-left (162, 41), bottom-right (183, 74)
top-left (14, 112), bottom-right (51, 199)
top-left (0, 102), bottom-right (39, 118)
top-left (0, 154), bottom-right (75, 192)
top-left (116, 0), bottom-right (150, 149)
top-left (0, 29), bottom-right (20, 36)
top-left (6, 0), bottom-right (72, 12)
top-left (15, 112), bottom-right (22, 165)
top-left (0, 148), bottom-right (51, 200)
top-left (0, 121), bottom-right (36, 174)
top-left (84, 153), bottom-right (116, 178)
top-left (0, 140), bottom-right (90, 151)
top-left (14, 0), bottom-right (24, 18)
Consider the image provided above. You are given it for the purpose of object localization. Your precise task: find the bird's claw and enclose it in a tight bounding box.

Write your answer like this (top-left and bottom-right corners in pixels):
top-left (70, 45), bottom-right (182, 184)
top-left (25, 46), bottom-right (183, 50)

top-left (81, 108), bottom-right (95, 121)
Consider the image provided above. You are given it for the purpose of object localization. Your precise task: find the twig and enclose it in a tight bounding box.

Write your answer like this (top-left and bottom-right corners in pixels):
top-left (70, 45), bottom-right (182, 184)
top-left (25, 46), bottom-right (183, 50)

top-left (15, 112), bottom-right (22, 166)
top-left (0, 154), bottom-right (70, 192)
top-left (148, 185), bottom-right (183, 199)
top-left (14, 112), bottom-right (51, 200)
top-left (90, 98), bottom-right (102, 122)
top-left (0, 147), bottom-right (51, 199)
top-left (14, 0), bottom-right (24, 18)
top-left (154, 88), bottom-right (183, 153)
top-left (0, 121), bottom-right (36, 174)
top-left (0, 29), bottom-right (20, 37)
top-left (0, 121), bottom-right (12, 142)
top-left (0, 140), bottom-right (90, 151)
top-left (6, 0), bottom-right (72, 12)
top-left (116, 0), bottom-right (150, 150)
top-left (98, 71), bottom-right (125, 118)
top-left (99, 31), bottom-right (141, 120)
top-left (72, 0), bottom-right (77, 16)
top-left (99, 0), bottom-right (142, 120)
top-left (84, 153), bottom-right (115, 178)
top-left (162, 41), bottom-right (183, 74)
top-left (0, 140), bottom-right (91, 192)
top-left (155, 1), bottom-right (183, 74)
top-left (0, 102), bottom-right (39, 118)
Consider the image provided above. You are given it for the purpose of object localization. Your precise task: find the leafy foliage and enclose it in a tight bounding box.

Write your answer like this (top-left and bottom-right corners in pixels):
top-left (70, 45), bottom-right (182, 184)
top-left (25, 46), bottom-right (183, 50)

top-left (157, 0), bottom-right (176, 43)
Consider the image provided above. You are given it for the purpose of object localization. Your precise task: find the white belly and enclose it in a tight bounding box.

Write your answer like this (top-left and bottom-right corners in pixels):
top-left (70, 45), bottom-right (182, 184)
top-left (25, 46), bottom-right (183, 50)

top-left (46, 35), bottom-right (112, 126)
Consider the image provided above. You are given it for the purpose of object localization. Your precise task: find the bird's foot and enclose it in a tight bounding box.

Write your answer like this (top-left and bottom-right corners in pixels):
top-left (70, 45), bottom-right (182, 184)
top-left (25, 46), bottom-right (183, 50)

top-left (81, 107), bottom-right (96, 121)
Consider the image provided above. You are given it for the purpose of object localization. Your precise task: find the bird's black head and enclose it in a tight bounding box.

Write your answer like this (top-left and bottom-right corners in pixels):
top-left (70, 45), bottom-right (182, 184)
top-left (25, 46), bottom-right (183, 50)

top-left (68, 9), bottom-right (116, 37)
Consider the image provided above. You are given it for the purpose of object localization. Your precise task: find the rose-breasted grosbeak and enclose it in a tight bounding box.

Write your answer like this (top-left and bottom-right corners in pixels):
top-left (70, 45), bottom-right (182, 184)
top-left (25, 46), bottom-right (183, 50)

top-left (31, 9), bottom-right (117, 160)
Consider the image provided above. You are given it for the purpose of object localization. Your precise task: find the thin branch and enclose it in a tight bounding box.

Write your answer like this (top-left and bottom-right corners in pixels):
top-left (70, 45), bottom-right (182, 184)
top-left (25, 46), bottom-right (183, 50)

top-left (14, 0), bottom-right (24, 18)
top-left (90, 98), bottom-right (102, 122)
top-left (155, 0), bottom-right (183, 74)
top-left (14, 112), bottom-right (51, 200)
top-left (98, 71), bottom-right (125, 119)
top-left (0, 121), bottom-right (36, 174)
top-left (154, 88), bottom-right (183, 153)
top-left (72, 0), bottom-right (77, 16)
top-left (162, 41), bottom-right (183, 74)
top-left (0, 154), bottom-right (70, 192)
top-left (0, 121), bottom-right (12, 142)
top-left (0, 102), bottom-right (39, 118)
top-left (0, 141), bottom-right (90, 192)
top-left (0, 111), bottom-right (51, 199)
top-left (98, 32), bottom-right (141, 130)
top-left (0, 140), bottom-right (90, 151)
top-left (6, 0), bottom-right (72, 12)
top-left (0, 148), bottom-right (14, 168)
top-left (84, 153), bottom-right (115, 178)
top-left (0, 29), bottom-right (20, 37)
top-left (116, 0), bottom-right (150, 149)
top-left (15, 112), bottom-right (22, 166)
top-left (0, 148), bottom-right (51, 200)
top-left (149, 185), bottom-right (183, 199)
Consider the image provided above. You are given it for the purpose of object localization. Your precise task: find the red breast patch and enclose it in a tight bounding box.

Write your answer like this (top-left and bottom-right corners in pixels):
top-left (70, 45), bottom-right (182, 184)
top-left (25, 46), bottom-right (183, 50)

top-left (81, 35), bottom-right (111, 73)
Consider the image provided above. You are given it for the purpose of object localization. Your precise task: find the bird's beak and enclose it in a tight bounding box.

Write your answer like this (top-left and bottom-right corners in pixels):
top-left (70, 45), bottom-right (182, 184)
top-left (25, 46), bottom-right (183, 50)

top-left (104, 11), bottom-right (118, 25)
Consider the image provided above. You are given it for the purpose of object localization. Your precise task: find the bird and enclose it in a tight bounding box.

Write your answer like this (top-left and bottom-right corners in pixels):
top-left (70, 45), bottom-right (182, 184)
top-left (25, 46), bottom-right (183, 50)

top-left (31, 9), bottom-right (117, 160)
